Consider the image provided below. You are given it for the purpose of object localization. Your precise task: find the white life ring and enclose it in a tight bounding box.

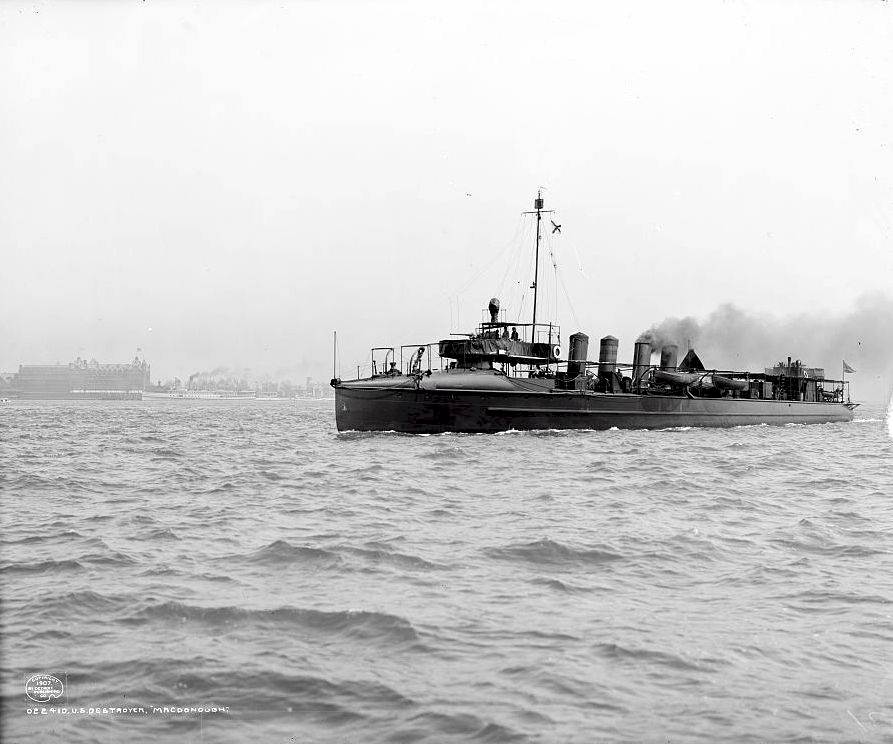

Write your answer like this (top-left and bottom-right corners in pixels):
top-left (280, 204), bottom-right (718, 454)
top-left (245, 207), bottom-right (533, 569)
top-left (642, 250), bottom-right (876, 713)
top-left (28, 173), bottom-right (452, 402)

top-left (552, 345), bottom-right (562, 359)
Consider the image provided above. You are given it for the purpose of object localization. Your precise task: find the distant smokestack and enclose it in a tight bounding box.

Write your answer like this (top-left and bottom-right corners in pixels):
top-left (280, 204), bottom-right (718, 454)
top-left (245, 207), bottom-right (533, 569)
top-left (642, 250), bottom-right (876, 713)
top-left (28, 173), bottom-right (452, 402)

top-left (488, 297), bottom-right (500, 325)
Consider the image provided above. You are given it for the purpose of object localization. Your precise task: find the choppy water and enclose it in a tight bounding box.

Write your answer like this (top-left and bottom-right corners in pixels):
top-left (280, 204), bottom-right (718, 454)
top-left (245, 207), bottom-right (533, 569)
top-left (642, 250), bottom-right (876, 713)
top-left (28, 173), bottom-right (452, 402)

top-left (2, 398), bottom-right (892, 743)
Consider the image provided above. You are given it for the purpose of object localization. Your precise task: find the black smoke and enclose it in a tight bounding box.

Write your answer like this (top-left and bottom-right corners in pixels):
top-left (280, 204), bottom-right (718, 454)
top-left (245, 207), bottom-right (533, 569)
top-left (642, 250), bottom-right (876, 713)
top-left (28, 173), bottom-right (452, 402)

top-left (639, 292), bottom-right (893, 403)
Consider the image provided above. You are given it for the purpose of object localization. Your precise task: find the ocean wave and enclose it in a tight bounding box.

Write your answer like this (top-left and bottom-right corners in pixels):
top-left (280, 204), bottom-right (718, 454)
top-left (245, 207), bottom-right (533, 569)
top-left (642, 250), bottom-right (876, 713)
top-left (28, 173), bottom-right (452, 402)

top-left (257, 469), bottom-right (286, 481)
top-left (344, 546), bottom-right (442, 571)
top-left (126, 601), bottom-right (421, 644)
top-left (399, 710), bottom-right (498, 739)
top-left (784, 589), bottom-right (892, 606)
top-left (3, 473), bottom-right (98, 493)
top-left (336, 430), bottom-right (415, 440)
top-left (467, 721), bottom-right (528, 742)
top-left (79, 550), bottom-right (139, 567)
top-left (151, 446), bottom-right (183, 459)
top-left (419, 448), bottom-right (467, 460)
top-left (0, 529), bottom-right (86, 546)
top-left (27, 590), bottom-right (131, 617)
top-left (208, 668), bottom-right (416, 717)
top-left (768, 530), bottom-right (887, 558)
top-left (486, 538), bottom-right (623, 567)
top-left (593, 642), bottom-right (717, 672)
top-left (0, 558), bottom-right (84, 575)
top-left (234, 540), bottom-right (342, 566)
top-left (527, 428), bottom-right (599, 437)
top-left (529, 577), bottom-right (590, 593)
top-left (203, 481), bottom-right (236, 494)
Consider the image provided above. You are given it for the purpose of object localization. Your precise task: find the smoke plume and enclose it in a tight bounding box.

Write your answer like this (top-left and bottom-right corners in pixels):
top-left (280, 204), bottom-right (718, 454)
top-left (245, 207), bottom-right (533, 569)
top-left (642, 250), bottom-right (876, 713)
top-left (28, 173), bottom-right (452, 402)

top-left (639, 292), bottom-right (893, 403)
top-left (187, 367), bottom-right (252, 392)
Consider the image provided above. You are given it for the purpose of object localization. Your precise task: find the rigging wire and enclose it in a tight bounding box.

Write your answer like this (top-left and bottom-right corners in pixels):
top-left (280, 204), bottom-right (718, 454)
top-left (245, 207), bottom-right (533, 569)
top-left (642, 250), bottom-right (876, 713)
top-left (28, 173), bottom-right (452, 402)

top-left (506, 219), bottom-right (535, 315)
top-left (497, 219), bottom-right (530, 299)
top-left (347, 204), bottom-right (574, 375)
top-left (445, 212), bottom-right (526, 300)
top-left (544, 216), bottom-right (582, 332)
top-left (545, 229), bottom-right (559, 326)
top-left (557, 266), bottom-right (581, 330)
top-left (568, 238), bottom-right (590, 280)
top-left (443, 212), bottom-right (530, 332)
top-left (501, 221), bottom-right (524, 289)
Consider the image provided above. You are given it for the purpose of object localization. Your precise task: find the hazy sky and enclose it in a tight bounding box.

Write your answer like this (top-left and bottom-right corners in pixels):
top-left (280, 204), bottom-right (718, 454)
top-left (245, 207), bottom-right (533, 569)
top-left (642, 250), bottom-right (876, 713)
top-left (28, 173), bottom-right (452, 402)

top-left (2, 1), bottom-right (891, 398)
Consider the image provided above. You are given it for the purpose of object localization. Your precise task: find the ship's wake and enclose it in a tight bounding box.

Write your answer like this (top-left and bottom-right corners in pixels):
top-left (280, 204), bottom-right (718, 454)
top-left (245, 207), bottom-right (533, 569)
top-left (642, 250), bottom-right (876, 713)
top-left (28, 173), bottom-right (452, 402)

top-left (886, 391), bottom-right (893, 442)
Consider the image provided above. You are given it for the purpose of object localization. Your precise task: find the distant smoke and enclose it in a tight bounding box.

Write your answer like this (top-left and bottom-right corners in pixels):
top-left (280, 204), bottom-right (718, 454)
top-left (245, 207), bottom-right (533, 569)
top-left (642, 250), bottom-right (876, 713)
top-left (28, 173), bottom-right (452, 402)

top-left (186, 366), bottom-right (252, 392)
top-left (181, 365), bottom-right (314, 395)
top-left (640, 292), bottom-right (893, 402)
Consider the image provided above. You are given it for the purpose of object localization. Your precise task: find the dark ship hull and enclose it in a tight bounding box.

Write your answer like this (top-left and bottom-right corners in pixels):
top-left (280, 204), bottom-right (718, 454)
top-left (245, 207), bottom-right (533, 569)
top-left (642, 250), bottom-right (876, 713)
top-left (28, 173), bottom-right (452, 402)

top-left (334, 371), bottom-right (855, 433)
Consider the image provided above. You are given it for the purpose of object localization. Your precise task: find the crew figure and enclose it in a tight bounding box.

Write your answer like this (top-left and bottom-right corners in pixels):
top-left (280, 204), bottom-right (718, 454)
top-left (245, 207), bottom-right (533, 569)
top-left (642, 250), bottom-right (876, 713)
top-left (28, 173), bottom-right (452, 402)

top-left (510, 327), bottom-right (519, 341)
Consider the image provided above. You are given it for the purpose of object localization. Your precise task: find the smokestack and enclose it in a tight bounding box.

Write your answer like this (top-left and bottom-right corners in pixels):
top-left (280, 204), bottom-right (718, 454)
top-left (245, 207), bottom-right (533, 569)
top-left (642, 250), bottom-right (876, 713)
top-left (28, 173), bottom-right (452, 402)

top-left (598, 336), bottom-right (618, 377)
top-left (567, 333), bottom-right (589, 379)
top-left (488, 297), bottom-right (500, 325)
top-left (633, 339), bottom-right (652, 388)
top-left (660, 344), bottom-right (678, 371)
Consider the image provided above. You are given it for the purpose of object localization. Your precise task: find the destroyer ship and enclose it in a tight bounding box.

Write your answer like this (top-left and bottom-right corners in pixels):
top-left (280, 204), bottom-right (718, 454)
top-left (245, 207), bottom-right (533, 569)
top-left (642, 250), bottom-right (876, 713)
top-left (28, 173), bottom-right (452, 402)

top-left (331, 194), bottom-right (856, 433)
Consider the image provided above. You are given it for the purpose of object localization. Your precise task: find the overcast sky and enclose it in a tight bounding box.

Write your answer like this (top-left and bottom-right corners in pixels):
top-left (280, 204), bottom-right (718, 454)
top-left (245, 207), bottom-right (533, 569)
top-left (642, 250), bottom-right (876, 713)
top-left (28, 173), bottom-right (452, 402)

top-left (1, 0), bottom-right (891, 398)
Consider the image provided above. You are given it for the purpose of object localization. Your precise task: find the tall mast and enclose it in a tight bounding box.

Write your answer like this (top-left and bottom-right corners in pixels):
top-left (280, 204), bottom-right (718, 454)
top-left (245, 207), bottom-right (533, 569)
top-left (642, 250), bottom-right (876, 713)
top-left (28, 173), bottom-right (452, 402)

top-left (531, 190), bottom-right (543, 340)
